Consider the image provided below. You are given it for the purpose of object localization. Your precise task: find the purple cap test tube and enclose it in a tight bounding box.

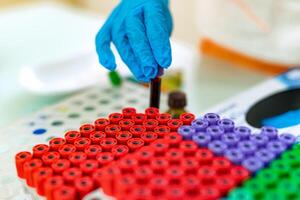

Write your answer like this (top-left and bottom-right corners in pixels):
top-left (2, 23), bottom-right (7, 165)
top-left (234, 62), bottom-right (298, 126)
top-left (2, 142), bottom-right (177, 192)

top-left (192, 132), bottom-right (211, 147)
top-left (224, 149), bottom-right (244, 165)
top-left (278, 133), bottom-right (296, 147)
top-left (237, 141), bottom-right (257, 157)
top-left (266, 140), bottom-right (287, 156)
top-left (178, 125), bottom-right (196, 140)
top-left (218, 119), bottom-right (235, 132)
top-left (207, 126), bottom-right (225, 140)
top-left (191, 118), bottom-right (209, 132)
top-left (249, 134), bottom-right (269, 148)
top-left (254, 149), bottom-right (276, 165)
top-left (234, 126), bottom-right (251, 140)
top-left (204, 113), bottom-right (220, 125)
top-left (242, 157), bottom-right (264, 173)
top-left (208, 140), bottom-right (227, 156)
top-left (221, 133), bottom-right (240, 147)
top-left (261, 126), bottom-right (278, 140)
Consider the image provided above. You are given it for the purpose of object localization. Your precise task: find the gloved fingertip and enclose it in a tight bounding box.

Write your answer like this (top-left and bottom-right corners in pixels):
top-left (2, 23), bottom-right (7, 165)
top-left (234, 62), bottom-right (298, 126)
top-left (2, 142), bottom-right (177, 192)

top-left (99, 57), bottom-right (116, 71)
top-left (143, 66), bottom-right (158, 78)
top-left (159, 57), bottom-right (172, 68)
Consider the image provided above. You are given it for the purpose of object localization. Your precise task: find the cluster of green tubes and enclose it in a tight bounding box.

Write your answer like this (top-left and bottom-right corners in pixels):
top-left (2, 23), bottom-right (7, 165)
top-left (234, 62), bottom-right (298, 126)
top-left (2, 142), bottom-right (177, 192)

top-left (228, 143), bottom-right (300, 200)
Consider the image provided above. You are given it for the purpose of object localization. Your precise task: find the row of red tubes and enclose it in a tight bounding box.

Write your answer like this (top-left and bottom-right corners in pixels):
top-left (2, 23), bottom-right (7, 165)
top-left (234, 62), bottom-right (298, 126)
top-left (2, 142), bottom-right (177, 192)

top-left (15, 108), bottom-right (197, 200)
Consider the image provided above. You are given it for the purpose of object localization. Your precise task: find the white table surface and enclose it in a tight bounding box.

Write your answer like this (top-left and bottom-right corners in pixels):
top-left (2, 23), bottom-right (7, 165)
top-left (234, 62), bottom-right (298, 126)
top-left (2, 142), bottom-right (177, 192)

top-left (0, 2), bottom-right (268, 128)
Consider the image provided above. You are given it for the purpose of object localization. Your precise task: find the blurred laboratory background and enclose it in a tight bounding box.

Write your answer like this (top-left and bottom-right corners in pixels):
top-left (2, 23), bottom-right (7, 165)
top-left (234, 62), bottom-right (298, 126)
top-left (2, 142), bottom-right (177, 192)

top-left (1, 0), bottom-right (299, 128)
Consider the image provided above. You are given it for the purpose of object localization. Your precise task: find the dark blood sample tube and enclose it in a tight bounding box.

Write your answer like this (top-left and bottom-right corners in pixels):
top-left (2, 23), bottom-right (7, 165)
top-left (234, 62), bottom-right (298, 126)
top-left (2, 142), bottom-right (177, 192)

top-left (149, 77), bottom-right (162, 108)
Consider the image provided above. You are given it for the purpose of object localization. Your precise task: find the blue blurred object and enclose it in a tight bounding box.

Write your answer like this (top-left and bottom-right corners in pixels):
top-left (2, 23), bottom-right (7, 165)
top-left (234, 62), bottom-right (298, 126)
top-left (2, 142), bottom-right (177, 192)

top-left (95, 0), bottom-right (173, 82)
top-left (262, 109), bottom-right (300, 128)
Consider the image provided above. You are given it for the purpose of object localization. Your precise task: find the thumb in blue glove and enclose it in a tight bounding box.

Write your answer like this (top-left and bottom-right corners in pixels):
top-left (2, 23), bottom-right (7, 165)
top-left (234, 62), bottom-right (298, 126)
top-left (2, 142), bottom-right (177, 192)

top-left (95, 0), bottom-right (173, 82)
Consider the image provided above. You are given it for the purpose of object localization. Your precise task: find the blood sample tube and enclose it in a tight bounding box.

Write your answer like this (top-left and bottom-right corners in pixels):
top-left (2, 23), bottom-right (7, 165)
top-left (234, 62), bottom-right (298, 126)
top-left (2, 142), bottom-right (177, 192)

top-left (49, 138), bottom-right (66, 151)
top-left (154, 125), bottom-right (170, 138)
top-left (69, 152), bottom-right (87, 167)
top-left (127, 138), bottom-right (145, 152)
top-left (218, 118), bottom-right (235, 132)
top-left (150, 176), bottom-right (168, 197)
top-left (42, 151), bottom-right (60, 166)
top-left (119, 119), bottom-right (135, 131)
top-left (94, 118), bottom-right (110, 131)
top-left (105, 124), bottom-right (121, 138)
top-left (165, 187), bottom-right (185, 200)
top-left (79, 124), bottom-right (95, 138)
top-left (134, 146), bottom-right (155, 165)
top-left (62, 168), bottom-right (82, 185)
top-left (195, 148), bottom-right (214, 166)
top-left (197, 166), bottom-right (217, 185)
top-left (53, 186), bottom-right (76, 200)
top-left (150, 139), bottom-right (169, 156)
top-left (145, 107), bottom-right (160, 119)
top-left (92, 168), bottom-right (103, 187)
top-left (143, 119), bottom-right (159, 131)
top-left (90, 131), bottom-right (106, 144)
top-left (100, 138), bottom-right (118, 152)
top-left (203, 113), bottom-right (220, 125)
top-left (74, 137), bottom-right (91, 151)
top-left (115, 175), bottom-right (136, 198)
top-left (167, 119), bottom-right (183, 132)
top-left (58, 144), bottom-right (76, 159)
top-left (178, 126), bottom-right (196, 140)
top-left (166, 167), bottom-right (184, 185)
top-left (130, 125), bottom-right (146, 138)
top-left (130, 186), bottom-right (152, 200)
top-left (84, 145), bottom-right (102, 159)
top-left (109, 113), bottom-right (123, 124)
top-left (182, 176), bottom-right (200, 197)
top-left (134, 166), bottom-right (153, 185)
top-left (132, 113), bottom-right (147, 125)
top-left (64, 131), bottom-right (81, 144)
top-left (119, 155), bottom-right (138, 174)
top-left (116, 131), bottom-right (132, 145)
top-left (230, 166), bottom-right (250, 184)
top-left (260, 126), bottom-right (278, 140)
top-left (191, 118), bottom-right (209, 132)
top-left (33, 167), bottom-right (53, 196)
top-left (150, 157), bottom-right (169, 175)
top-left (96, 152), bottom-right (115, 167)
top-left (164, 132), bottom-right (183, 148)
top-left (51, 159), bottom-right (71, 175)
top-left (80, 159), bottom-right (99, 176)
top-left (100, 165), bottom-right (121, 196)
top-left (156, 113), bottom-right (172, 125)
top-left (193, 132), bottom-right (212, 148)
top-left (215, 176), bottom-right (236, 196)
top-left (181, 158), bottom-right (199, 175)
top-left (122, 107), bottom-right (137, 119)
top-left (23, 158), bottom-right (43, 187)
top-left (44, 176), bottom-right (64, 200)
top-left (199, 186), bottom-right (220, 200)
top-left (212, 157), bottom-right (232, 175)
top-left (180, 113), bottom-right (196, 125)
top-left (33, 144), bottom-right (50, 158)
top-left (141, 132), bottom-right (158, 145)
top-left (15, 151), bottom-right (32, 178)
top-left (74, 176), bottom-right (95, 199)
top-left (166, 148), bottom-right (184, 165)
top-left (112, 145), bottom-right (129, 159)
top-left (206, 126), bottom-right (225, 140)
top-left (179, 140), bottom-right (198, 157)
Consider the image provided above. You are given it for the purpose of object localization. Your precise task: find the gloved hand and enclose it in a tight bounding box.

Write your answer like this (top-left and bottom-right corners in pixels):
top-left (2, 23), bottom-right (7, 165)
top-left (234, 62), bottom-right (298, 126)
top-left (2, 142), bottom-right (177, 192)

top-left (95, 0), bottom-right (173, 82)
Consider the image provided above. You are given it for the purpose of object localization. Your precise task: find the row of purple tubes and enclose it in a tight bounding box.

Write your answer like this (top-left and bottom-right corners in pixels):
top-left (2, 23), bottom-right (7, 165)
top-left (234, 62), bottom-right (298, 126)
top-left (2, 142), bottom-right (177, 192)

top-left (178, 113), bottom-right (296, 173)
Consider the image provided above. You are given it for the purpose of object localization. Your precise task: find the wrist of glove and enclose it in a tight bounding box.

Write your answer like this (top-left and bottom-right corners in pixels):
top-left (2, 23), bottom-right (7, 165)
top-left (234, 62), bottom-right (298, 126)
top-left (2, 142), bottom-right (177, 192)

top-left (96, 0), bottom-right (173, 82)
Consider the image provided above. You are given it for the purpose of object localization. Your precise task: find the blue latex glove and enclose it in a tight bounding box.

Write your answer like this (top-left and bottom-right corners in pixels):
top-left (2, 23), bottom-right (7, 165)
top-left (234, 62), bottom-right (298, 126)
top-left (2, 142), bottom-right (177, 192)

top-left (95, 0), bottom-right (173, 82)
